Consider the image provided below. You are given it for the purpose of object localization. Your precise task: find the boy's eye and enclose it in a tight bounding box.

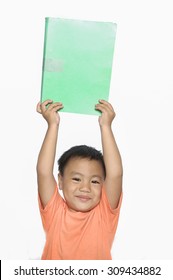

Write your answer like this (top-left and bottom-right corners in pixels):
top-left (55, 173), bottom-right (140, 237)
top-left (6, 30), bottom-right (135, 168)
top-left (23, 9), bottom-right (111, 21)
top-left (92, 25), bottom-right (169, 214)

top-left (72, 178), bottom-right (81, 182)
top-left (91, 180), bottom-right (100, 184)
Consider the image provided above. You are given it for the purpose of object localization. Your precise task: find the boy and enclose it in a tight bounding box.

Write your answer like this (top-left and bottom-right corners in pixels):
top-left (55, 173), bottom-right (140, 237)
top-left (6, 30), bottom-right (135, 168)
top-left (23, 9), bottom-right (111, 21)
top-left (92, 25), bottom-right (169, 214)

top-left (36, 99), bottom-right (123, 260)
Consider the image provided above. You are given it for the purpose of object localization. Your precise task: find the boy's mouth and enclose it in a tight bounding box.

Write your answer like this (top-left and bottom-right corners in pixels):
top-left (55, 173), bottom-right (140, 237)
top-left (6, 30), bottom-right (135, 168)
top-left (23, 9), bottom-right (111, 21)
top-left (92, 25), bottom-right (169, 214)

top-left (75, 195), bottom-right (91, 202)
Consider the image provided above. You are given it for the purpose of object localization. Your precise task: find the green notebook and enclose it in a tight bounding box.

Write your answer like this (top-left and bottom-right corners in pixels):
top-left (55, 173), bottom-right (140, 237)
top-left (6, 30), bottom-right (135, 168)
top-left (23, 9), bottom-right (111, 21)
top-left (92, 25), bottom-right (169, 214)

top-left (41, 17), bottom-right (117, 115)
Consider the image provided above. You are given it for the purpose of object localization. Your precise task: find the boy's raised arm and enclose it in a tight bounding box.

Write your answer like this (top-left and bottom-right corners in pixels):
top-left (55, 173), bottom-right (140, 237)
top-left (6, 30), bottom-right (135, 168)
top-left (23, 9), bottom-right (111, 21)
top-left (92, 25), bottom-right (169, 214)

top-left (95, 100), bottom-right (123, 209)
top-left (36, 100), bottom-right (63, 208)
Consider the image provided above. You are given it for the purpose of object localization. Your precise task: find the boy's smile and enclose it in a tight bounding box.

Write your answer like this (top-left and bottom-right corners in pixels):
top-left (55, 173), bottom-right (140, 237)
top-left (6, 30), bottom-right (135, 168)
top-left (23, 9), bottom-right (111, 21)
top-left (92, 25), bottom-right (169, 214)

top-left (58, 157), bottom-right (105, 212)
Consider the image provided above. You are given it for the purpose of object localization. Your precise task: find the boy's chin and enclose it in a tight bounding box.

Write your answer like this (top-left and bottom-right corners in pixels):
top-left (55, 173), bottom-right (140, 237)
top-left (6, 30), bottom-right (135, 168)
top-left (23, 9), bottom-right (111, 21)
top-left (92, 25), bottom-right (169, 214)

top-left (67, 202), bottom-right (99, 213)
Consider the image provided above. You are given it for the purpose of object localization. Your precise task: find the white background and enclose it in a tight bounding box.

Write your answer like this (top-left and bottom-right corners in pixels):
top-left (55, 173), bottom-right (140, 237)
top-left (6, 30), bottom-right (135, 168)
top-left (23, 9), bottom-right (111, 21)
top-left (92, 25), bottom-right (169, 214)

top-left (0, 0), bottom-right (172, 260)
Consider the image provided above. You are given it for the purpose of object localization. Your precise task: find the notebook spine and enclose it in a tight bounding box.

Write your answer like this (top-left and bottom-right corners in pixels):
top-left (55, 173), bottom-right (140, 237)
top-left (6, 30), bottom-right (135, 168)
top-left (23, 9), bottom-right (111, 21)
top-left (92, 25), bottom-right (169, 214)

top-left (40, 18), bottom-right (49, 102)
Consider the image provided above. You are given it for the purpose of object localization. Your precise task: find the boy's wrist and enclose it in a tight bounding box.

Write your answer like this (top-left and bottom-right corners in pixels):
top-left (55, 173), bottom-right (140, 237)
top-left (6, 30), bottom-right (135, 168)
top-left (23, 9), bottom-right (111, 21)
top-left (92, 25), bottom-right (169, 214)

top-left (47, 123), bottom-right (59, 130)
top-left (100, 124), bottom-right (113, 137)
top-left (99, 123), bottom-right (112, 130)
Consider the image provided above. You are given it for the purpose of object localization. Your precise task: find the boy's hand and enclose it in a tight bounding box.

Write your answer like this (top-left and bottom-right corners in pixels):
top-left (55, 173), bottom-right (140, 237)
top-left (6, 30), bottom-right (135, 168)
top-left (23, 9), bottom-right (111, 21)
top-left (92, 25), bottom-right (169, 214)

top-left (37, 100), bottom-right (63, 126)
top-left (95, 100), bottom-right (115, 127)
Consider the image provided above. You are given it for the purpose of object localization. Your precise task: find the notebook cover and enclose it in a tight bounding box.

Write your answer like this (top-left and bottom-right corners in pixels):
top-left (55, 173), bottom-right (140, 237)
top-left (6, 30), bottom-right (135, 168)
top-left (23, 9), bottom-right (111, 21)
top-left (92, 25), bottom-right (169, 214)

top-left (41, 17), bottom-right (117, 115)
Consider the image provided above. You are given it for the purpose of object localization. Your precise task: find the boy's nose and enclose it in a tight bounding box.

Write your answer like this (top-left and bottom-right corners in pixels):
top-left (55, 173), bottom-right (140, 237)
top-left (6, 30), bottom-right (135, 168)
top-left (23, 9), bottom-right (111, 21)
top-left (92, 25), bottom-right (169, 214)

top-left (79, 182), bottom-right (91, 192)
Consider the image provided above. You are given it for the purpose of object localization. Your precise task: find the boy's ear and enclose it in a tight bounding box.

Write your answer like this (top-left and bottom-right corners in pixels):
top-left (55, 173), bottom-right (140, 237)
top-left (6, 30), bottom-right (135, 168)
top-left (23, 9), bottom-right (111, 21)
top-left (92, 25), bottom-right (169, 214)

top-left (58, 173), bottom-right (63, 190)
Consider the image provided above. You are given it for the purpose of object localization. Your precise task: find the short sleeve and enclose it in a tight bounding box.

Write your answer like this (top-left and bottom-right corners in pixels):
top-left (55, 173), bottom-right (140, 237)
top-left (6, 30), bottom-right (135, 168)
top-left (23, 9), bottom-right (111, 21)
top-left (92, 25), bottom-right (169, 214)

top-left (99, 187), bottom-right (123, 232)
top-left (38, 187), bottom-right (63, 232)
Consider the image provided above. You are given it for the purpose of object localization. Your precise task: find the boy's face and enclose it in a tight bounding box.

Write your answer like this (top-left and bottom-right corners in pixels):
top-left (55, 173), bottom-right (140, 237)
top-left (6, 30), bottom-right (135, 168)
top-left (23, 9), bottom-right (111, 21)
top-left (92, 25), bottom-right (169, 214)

top-left (58, 157), bottom-right (105, 212)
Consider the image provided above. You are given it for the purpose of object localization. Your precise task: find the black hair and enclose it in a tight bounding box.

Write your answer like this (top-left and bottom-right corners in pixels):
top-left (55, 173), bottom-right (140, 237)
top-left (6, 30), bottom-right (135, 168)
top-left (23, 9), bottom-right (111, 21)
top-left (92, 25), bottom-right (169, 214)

top-left (58, 145), bottom-right (106, 178)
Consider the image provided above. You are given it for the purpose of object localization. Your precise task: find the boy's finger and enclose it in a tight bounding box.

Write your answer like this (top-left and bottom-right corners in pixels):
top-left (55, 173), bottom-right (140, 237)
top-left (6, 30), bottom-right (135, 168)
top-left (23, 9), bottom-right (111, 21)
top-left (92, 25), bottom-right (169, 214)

top-left (36, 102), bottom-right (42, 113)
top-left (40, 99), bottom-right (53, 112)
top-left (95, 104), bottom-right (115, 118)
top-left (52, 104), bottom-right (64, 112)
top-left (95, 104), bottom-right (108, 113)
top-left (48, 102), bottom-right (63, 111)
top-left (98, 99), bottom-right (114, 111)
top-left (42, 99), bottom-right (53, 105)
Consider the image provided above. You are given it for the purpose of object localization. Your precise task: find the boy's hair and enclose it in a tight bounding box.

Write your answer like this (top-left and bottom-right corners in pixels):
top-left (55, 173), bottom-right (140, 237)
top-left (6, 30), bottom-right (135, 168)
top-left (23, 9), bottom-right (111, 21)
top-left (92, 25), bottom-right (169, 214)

top-left (58, 145), bottom-right (106, 178)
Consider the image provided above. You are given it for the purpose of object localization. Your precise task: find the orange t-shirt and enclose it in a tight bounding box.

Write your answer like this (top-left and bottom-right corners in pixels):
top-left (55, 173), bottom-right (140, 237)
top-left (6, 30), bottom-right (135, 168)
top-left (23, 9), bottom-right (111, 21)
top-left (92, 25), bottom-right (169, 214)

top-left (38, 186), bottom-right (122, 260)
